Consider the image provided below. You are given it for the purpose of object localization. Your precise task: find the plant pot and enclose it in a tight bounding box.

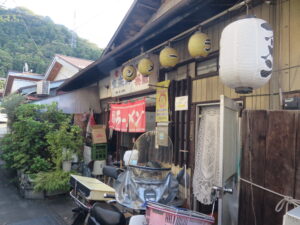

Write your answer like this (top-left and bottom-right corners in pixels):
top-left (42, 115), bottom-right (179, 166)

top-left (45, 189), bottom-right (67, 197)
top-left (62, 161), bottom-right (72, 172)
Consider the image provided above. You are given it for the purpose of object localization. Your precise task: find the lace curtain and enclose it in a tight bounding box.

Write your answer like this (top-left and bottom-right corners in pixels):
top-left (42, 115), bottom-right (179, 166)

top-left (193, 106), bottom-right (221, 205)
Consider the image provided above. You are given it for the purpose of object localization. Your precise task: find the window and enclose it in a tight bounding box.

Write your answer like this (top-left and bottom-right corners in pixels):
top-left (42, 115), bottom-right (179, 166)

top-left (196, 57), bottom-right (218, 77)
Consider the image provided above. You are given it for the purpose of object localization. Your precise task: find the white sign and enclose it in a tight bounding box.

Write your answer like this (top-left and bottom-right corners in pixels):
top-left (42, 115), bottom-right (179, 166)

top-left (175, 96), bottom-right (189, 111)
top-left (110, 67), bottom-right (150, 97)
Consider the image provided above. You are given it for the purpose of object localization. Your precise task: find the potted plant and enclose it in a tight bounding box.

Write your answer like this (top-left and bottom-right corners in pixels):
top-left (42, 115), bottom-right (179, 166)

top-left (46, 120), bottom-right (83, 171)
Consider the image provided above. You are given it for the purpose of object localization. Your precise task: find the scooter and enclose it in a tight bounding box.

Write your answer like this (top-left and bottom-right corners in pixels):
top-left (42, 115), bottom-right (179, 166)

top-left (70, 166), bottom-right (146, 225)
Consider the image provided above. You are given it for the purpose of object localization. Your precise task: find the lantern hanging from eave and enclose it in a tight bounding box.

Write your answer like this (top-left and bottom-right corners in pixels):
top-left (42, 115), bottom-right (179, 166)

top-left (138, 58), bottom-right (154, 76)
top-left (219, 17), bottom-right (274, 94)
top-left (188, 31), bottom-right (211, 58)
top-left (159, 46), bottom-right (179, 68)
top-left (122, 65), bottom-right (137, 81)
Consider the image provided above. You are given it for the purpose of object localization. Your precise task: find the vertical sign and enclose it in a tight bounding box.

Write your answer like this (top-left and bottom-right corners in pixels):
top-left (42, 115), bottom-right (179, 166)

top-left (155, 80), bottom-right (170, 122)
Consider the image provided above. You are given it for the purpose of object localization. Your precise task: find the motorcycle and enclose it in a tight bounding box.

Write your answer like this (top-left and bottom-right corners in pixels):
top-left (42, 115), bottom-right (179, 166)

top-left (70, 166), bottom-right (146, 225)
top-left (70, 131), bottom-right (179, 225)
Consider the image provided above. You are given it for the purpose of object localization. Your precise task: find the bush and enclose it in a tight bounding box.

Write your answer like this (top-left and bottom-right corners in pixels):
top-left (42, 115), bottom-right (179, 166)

top-left (33, 170), bottom-right (73, 192)
top-left (46, 120), bottom-right (83, 169)
top-left (0, 93), bottom-right (25, 127)
top-left (0, 103), bottom-right (82, 173)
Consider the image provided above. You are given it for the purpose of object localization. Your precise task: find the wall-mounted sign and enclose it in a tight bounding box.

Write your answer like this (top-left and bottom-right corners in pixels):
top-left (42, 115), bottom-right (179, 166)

top-left (111, 68), bottom-right (149, 97)
top-left (175, 96), bottom-right (189, 111)
top-left (110, 55), bottom-right (158, 97)
top-left (156, 125), bottom-right (169, 147)
top-left (155, 80), bottom-right (170, 122)
top-left (109, 99), bottom-right (146, 133)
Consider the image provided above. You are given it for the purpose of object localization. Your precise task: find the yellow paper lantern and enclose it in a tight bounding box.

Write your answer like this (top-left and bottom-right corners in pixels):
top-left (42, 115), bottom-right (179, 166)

top-left (159, 46), bottom-right (179, 68)
top-left (138, 58), bottom-right (154, 76)
top-left (122, 65), bottom-right (136, 81)
top-left (188, 32), bottom-right (211, 58)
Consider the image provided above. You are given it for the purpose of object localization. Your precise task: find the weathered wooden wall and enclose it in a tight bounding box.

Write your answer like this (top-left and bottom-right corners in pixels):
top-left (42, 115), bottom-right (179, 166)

top-left (163, 0), bottom-right (300, 110)
top-left (239, 110), bottom-right (299, 225)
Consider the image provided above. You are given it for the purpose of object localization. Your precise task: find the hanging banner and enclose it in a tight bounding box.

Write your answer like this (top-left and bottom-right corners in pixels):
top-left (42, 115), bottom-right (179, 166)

top-left (156, 80), bottom-right (170, 122)
top-left (128, 100), bottom-right (146, 132)
top-left (109, 103), bottom-right (128, 132)
top-left (109, 99), bottom-right (146, 133)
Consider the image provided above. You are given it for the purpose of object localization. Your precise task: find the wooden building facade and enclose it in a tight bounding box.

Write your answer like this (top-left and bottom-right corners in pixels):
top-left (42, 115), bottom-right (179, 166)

top-left (59, 0), bottom-right (300, 224)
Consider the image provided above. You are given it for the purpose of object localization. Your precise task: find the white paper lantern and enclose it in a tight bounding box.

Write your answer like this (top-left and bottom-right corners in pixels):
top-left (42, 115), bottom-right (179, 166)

top-left (219, 17), bottom-right (274, 93)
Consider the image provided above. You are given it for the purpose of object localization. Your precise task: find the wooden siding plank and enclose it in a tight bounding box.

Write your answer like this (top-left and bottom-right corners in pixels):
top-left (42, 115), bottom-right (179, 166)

top-left (245, 96), bottom-right (253, 109)
top-left (289, 0), bottom-right (300, 91)
top-left (196, 79), bottom-right (202, 102)
top-left (239, 110), bottom-right (268, 225)
top-left (201, 79), bottom-right (207, 101)
top-left (224, 85), bottom-right (231, 98)
top-left (211, 76), bottom-right (218, 100)
top-left (279, 0), bottom-right (290, 91)
top-left (264, 111), bottom-right (296, 225)
top-left (290, 67), bottom-right (300, 91)
top-left (289, 0), bottom-right (300, 67)
top-left (206, 77), bottom-right (212, 101)
top-left (218, 77), bottom-right (224, 98)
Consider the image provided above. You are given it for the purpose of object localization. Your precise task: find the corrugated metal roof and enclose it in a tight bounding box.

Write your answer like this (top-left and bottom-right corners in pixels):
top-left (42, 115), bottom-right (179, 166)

top-left (8, 71), bottom-right (44, 80)
top-left (19, 80), bottom-right (65, 95)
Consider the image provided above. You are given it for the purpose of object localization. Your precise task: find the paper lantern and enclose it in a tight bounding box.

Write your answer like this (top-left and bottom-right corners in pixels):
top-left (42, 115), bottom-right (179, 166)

top-left (219, 17), bottom-right (274, 94)
top-left (122, 65), bottom-right (136, 81)
top-left (159, 47), bottom-right (179, 68)
top-left (138, 58), bottom-right (154, 76)
top-left (188, 31), bottom-right (211, 58)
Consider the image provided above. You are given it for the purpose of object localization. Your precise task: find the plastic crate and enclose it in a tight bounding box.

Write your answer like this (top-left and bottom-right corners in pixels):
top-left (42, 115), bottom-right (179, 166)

top-left (91, 144), bottom-right (107, 160)
top-left (146, 202), bottom-right (215, 225)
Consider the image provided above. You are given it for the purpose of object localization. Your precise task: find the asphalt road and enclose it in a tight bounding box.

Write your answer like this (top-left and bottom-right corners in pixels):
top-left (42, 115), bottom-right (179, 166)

top-left (0, 126), bottom-right (76, 225)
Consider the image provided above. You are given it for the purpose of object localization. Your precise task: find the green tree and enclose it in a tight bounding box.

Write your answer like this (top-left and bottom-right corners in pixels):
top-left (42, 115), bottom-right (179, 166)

top-left (0, 7), bottom-right (103, 76)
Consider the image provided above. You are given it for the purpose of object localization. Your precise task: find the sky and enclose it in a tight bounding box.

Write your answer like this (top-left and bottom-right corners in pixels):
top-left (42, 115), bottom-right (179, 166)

top-left (2, 0), bottom-right (135, 48)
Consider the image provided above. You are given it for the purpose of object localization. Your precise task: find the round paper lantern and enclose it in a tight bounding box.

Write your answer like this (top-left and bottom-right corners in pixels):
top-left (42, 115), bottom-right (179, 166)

top-left (219, 17), bottom-right (274, 94)
top-left (188, 31), bottom-right (211, 58)
top-left (138, 58), bottom-right (154, 76)
top-left (122, 65), bottom-right (136, 81)
top-left (159, 46), bottom-right (179, 68)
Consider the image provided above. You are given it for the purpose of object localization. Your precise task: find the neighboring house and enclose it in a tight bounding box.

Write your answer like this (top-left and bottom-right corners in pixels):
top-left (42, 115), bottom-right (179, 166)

top-left (4, 71), bottom-right (44, 96)
top-left (21, 54), bottom-right (100, 114)
top-left (44, 54), bottom-right (93, 81)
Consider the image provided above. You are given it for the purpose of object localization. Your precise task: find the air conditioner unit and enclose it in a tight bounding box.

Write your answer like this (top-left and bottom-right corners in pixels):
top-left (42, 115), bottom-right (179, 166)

top-left (283, 206), bottom-right (300, 225)
top-left (283, 97), bottom-right (300, 110)
top-left (36, 81), bottom-right (50, 95)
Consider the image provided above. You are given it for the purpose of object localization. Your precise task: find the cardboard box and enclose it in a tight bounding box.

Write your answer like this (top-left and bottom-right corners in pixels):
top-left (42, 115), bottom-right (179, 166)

top-left (91, 125), bottom-right (107, 144)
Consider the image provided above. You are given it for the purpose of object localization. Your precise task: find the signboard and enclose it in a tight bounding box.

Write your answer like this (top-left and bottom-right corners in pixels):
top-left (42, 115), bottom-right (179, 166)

top-left (156, 125), bottom-right (169, 147)
top-left (111, 68), bottom-right (154, 97)
top-left (110, 55), bottom-right (158, 97)
top-left (109, 99), bottom-right (146, 133)
top-left (155, 80), bottom-right (170, 122)
top-left (175, 96), bottom-right (189, 111)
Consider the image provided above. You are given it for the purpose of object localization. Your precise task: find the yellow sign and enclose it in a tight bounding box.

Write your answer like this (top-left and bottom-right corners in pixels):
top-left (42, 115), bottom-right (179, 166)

top-left (156, 80), bottom-right (170, 122)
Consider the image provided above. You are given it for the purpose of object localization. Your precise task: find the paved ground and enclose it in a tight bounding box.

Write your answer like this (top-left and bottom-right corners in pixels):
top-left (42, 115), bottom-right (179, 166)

top-left (0, 160), bottom-right (76, 225)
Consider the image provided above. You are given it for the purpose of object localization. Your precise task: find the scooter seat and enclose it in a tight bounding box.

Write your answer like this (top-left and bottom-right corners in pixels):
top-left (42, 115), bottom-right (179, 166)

top-left (90, 202), bottom-right (125, 225)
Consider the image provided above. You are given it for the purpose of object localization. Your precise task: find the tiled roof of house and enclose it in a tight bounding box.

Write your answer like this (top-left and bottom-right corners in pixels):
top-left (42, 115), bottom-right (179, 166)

top-left (55, 54), bottom-right (94, 69)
